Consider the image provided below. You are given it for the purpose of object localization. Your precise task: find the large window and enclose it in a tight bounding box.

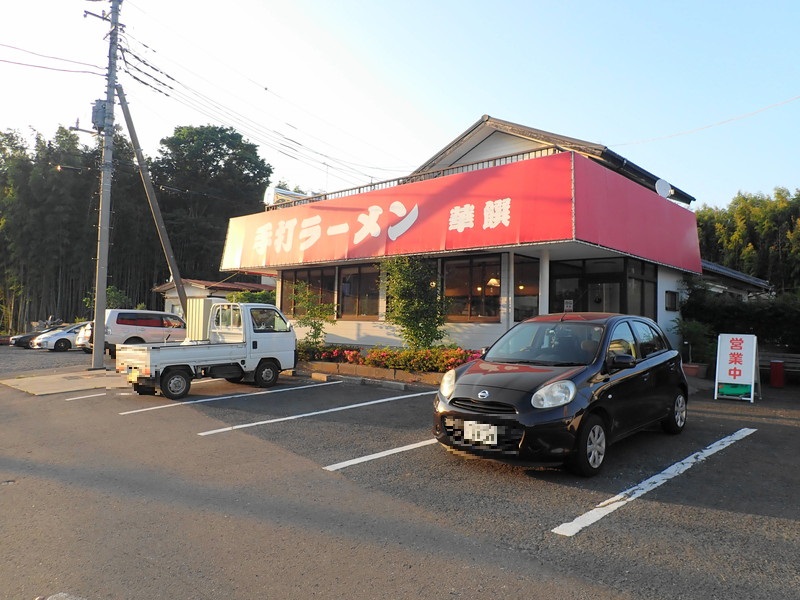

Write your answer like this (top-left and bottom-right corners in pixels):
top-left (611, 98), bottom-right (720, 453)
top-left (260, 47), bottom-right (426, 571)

top-left (443, 255), bottom-right (501, 322)
top-left (549, 258), bottom-right (655, 318)
top-left (281, 268), bottom-right (336, 317)
top-left (339, 264), bottom-right (379, 319)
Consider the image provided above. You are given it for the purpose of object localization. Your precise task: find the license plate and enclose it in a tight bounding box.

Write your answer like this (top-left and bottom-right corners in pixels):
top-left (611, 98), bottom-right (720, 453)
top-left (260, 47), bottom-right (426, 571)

top-left (463, 420), bottom-right (498, 445)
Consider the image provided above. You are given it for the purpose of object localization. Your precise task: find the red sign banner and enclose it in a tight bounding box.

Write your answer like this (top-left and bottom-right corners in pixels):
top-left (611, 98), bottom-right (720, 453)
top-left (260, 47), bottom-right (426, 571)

top-left (221, 151), bottom-right (701, 274)
top-left (222, 153), bottom-right (575, 269)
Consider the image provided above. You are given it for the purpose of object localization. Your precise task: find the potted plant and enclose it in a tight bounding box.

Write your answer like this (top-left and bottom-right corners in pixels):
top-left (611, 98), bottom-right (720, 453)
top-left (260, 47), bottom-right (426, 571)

top-left (673, 317), bottom-right (715, 378)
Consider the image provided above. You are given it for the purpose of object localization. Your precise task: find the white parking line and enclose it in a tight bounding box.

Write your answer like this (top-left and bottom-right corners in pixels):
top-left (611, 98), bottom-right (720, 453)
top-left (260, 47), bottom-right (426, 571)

top-left (65, 392), bottom-right (107, 402)
top-left (324, 439), bottom-right (437, 471)
top-left (119, 381), bottom-right (342, 415)
top-left (198, 390), bottom-right (434, 436)
top-left (552, 428), bottom-right (758, 537)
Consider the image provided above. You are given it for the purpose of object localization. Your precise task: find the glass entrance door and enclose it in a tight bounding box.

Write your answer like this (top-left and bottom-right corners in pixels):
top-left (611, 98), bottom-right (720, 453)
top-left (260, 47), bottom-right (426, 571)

top-left (587, 281), bottom-right (621, 313)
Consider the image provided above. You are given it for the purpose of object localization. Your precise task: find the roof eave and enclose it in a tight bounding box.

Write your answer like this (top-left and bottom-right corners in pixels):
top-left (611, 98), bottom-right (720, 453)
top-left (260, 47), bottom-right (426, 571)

top-left (413, 115), bottom-right (696, 205)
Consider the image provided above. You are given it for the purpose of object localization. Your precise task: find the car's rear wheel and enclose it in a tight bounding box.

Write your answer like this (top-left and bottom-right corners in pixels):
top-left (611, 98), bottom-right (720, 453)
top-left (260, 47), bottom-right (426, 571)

top-left (53, 338), bottom-right (71, 352)
top-left (160, 369), bottom-right (191, 400)
top-left (254, 359), bottom-right (279, 388)
top-left (570, 414), bottom-right (607, 477)
top-left (662, 391), bottom-right (687, 434)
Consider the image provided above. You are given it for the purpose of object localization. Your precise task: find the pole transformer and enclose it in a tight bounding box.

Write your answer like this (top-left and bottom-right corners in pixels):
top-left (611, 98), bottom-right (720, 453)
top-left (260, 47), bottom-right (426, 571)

top-left (91, 0), bottom-right (121, 369)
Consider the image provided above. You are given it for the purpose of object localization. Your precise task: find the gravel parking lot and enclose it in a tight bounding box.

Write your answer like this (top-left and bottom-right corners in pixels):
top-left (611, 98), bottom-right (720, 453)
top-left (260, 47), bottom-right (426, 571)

top-left (0, 344), bottom-right (111, 377)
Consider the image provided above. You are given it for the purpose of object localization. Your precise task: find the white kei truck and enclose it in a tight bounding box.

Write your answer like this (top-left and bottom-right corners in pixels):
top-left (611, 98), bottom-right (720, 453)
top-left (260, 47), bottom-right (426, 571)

top-left (116, 302), bottom-right (297, 400)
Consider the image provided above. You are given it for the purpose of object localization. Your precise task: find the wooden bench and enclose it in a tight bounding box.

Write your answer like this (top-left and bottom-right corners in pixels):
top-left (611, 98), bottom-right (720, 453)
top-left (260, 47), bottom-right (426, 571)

top-left (758, 351), bottom-right (800, 373)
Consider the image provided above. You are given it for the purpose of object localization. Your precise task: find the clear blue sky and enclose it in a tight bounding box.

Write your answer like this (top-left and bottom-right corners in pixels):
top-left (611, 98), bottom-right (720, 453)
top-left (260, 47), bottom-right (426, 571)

top-left (2, 0), bottom-right (798, 208)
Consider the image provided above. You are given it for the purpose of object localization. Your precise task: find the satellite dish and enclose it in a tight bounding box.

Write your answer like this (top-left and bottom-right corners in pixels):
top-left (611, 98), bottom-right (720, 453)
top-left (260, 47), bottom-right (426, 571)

top-left (655, 179), bottom-right (672, 198)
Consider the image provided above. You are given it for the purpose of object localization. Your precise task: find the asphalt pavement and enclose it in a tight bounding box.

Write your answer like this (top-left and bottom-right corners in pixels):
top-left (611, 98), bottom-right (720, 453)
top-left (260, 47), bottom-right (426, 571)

top-left (1, 343), bottom-right (795, 401)
top-left (1, 343), bottom-right (798, 600)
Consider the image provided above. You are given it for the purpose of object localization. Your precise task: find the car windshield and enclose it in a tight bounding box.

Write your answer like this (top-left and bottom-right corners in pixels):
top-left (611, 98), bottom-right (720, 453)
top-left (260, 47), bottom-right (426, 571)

top-left (484, 321), bottom-right (605, 366)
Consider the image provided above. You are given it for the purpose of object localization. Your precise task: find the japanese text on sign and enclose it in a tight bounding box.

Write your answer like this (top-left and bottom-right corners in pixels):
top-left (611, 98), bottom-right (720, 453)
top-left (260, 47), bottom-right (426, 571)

top-left (252, 197), bottom-right (512, 258)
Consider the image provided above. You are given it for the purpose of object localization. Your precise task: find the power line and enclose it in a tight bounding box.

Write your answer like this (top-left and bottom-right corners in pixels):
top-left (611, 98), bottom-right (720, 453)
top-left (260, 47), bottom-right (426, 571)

top-left (117, 38), bottom-right (376, 187)
top-left (115, 14), bottom-right (418, 183)
top-left (0, 42), bottom-right (105, 70)
top-left (0, 58), bottom-right (104, 76)
top-left (612, 93), bottom-right (800, 147)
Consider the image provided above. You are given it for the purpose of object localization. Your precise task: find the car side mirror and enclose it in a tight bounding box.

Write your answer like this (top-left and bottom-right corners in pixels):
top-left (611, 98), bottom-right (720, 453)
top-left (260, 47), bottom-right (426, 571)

top-left (607, 354), bottom-right (636, 370)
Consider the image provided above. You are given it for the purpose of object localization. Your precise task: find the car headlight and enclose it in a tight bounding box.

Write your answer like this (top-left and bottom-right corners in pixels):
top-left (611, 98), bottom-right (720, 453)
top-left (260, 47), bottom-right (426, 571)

top-left (531, 380), bottom-right (576, 409)
top-left (439, 369), bottom-right (456, 400)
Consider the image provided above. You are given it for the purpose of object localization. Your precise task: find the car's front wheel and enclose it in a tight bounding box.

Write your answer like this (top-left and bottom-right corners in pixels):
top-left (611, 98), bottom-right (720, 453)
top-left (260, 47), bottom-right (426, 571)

top-left (53, 338), bottom-right (71, 352)
top-left (570, 414), bottom-right (607, 477)
top-left (662, 391), bottom-right (687, 434)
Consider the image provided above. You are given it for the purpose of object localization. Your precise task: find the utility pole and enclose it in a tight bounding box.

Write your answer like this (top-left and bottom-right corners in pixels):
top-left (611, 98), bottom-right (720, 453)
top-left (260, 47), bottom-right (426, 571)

top-left (91, 0), bottom-right (121, 370)
top-left (116, 84), bottom-right (189, 317)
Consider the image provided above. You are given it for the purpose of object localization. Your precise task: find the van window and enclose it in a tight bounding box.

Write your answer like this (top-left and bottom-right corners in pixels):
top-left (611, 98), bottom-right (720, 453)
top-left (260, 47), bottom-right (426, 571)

top-left (117, 313), bottom-right (162, 328)
top-left (162, 315), bottom-right (185, 329)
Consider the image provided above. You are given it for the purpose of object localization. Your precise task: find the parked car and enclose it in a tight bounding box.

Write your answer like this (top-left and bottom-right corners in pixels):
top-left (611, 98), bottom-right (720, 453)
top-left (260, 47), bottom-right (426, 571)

top-left (433, 312), bottom-right (688, 476)
top-left (9, 326), bottom-right (63, 349)
top-left (30, 321), bottom-right (90, 351)
top-left (84, 309), bottom-right (187, 357)
top-left (75, 322), bottom-right (92, 353)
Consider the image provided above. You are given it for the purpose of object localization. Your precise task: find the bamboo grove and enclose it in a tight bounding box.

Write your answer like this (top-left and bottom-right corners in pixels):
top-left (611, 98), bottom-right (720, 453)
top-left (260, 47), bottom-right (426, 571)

top-left (1, 125), bottom-right (271, 333)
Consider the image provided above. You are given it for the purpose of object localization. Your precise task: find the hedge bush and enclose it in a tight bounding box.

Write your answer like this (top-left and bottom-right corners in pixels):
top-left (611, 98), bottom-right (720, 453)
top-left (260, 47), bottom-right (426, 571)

top-left (297, 343), bottom-right (481, 373)
top-left (680, 284), bottom-right (800, 352)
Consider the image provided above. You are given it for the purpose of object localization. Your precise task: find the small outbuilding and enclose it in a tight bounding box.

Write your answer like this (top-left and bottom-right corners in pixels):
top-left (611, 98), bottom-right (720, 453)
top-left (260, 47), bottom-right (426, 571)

top-left (154, 278), bottom-right (275, 318)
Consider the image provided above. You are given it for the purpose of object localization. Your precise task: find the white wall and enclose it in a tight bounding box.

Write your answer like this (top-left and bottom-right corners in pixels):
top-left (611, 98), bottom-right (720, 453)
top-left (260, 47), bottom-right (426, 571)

top-left (293, 320), bottom-right (507, 351)
top-left (658, 267), bottom-right (684, 350)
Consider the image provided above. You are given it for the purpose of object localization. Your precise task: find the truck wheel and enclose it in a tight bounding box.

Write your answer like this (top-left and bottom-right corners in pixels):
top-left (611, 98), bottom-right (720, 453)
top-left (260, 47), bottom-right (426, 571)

top-left (254, 359), bottom-right (279, 388)
top-left (161, 369), bottom-right (191, 400)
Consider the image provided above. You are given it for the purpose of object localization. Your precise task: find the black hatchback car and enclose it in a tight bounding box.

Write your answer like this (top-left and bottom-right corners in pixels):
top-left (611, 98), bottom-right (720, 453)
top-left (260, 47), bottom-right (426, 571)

top-left (433, 313), bottom-right (688, 476)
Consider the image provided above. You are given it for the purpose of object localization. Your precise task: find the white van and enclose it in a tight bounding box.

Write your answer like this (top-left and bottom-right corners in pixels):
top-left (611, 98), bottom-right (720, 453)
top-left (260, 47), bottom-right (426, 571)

top-left (87, 309), bottom-right (187, 357)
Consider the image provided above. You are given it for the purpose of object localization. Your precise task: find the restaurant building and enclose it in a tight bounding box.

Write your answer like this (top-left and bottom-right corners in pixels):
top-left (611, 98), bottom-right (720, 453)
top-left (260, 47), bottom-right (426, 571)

top-left (219, 115), bottom-right (702, 350)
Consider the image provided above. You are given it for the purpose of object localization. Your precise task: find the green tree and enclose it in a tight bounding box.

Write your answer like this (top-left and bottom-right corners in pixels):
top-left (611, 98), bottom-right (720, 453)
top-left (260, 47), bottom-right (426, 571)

top-left (226, 290), bottom-right (277, 305)
top-left (83, 285), bottom-right (134, 311)
top-left (150, 125), bottom-right (272, 281)
top-left (382, 256), bottom-right (446, 349)
top-left (289, 280), bottom-right (335, 347)
top-left (696, 188), bottom-right (800, 293)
